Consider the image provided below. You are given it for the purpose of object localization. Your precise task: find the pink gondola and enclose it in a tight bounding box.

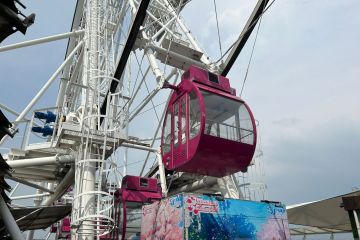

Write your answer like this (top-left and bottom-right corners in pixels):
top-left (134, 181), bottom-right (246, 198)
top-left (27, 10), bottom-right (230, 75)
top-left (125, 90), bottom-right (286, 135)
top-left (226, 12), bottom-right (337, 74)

top-left (113, 176), bottom-right (162, 240)
top-left (161, 66), bottom-right (257, 177)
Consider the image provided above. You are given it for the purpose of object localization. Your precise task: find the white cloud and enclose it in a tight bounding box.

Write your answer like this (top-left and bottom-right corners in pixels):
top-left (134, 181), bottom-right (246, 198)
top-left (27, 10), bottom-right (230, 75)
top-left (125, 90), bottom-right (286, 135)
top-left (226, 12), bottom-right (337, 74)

top-left (180, 0), bottom-right (360, 205)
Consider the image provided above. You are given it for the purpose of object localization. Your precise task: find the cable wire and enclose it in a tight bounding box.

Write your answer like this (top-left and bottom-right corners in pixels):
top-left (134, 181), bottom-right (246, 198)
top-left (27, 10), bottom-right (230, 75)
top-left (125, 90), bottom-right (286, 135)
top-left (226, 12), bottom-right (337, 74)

top-left (216, 0), bottom-right (276, 64)
top-left (240, 13), bottom-right (263, 97)
top-left (213, 0), bottom-right (223, 58)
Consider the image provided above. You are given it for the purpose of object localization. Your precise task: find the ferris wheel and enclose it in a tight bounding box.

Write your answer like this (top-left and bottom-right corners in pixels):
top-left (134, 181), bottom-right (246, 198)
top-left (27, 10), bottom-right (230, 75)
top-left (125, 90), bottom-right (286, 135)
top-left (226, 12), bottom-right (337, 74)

top-left (0, 0), bottom-right (272, 239)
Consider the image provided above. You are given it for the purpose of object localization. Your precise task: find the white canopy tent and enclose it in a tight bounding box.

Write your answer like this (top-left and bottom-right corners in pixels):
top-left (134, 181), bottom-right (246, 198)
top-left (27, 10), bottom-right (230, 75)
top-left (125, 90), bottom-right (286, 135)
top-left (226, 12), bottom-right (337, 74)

top-left (287, 190), bottom-right (360, 236)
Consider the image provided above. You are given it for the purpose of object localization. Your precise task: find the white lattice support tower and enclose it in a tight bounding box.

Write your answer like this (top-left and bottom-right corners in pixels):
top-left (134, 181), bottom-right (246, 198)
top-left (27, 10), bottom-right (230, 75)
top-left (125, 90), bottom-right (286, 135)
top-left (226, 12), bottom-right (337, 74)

top-left (71, 0), bottom-right (98, 237)
top-left (71, 0), bottom-right (124, 238)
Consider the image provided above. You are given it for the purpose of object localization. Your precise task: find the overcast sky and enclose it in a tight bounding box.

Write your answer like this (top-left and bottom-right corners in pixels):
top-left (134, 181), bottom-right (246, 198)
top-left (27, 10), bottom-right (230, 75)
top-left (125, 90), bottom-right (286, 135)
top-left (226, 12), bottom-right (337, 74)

top-left (181, 0), bottom-right (360, 203)
top-left (0, 1), bottom-right (359, 239)
top-left (182, 2), bottom-right (360, 239)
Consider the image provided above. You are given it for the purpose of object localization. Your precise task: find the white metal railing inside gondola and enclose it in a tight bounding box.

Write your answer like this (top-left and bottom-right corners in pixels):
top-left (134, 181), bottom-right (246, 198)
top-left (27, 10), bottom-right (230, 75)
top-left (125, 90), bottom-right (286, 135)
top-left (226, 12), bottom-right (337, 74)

top-left (205, 119), bottom-right (254, 145)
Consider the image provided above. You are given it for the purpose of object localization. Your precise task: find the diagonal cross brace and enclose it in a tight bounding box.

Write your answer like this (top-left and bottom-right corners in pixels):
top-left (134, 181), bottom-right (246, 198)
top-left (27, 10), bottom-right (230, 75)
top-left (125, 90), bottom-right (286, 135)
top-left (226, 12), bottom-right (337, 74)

top-left (99, 0), bottom-right (150, 124)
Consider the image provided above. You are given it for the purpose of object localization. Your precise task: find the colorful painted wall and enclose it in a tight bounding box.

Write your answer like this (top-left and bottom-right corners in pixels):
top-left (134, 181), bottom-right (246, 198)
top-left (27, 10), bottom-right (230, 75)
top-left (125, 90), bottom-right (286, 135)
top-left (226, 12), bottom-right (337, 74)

top-left (141, 193), bottom-right (290, 240)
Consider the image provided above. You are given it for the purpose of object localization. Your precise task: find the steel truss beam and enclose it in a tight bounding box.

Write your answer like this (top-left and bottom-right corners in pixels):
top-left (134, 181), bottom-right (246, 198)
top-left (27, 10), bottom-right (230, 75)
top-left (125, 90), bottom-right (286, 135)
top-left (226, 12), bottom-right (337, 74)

top-left (0, 30), bottom-right (84, 53)
top-left (11, 193), bottom-right (50, 201)
top-left (6, 176), bottom-right (54, 194)
top-left (6, 155), bottom-right (74, 168)
top-left (41, 167), bottom-right (74, 206)
top-left (0, 41), bottom-right (83, 145)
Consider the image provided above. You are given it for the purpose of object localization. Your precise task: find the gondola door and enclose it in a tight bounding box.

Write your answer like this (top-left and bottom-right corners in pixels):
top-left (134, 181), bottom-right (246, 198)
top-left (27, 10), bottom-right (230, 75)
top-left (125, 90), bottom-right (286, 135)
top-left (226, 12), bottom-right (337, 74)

top-left (172, 94), bottom-right (188, 169)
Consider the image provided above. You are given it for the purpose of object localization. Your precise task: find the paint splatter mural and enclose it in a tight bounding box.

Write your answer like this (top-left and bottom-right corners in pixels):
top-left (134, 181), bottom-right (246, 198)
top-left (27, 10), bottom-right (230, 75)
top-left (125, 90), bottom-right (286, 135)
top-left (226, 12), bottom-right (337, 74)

top-left (141, 194), bottom-right (290, 240)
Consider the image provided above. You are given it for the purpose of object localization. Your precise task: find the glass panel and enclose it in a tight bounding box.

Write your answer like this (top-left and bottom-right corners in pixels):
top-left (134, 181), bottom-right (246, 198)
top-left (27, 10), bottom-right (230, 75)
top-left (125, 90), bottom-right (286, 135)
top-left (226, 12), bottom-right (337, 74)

top-left (201, 90), bottom-right (254, 144)
top-left (238, 104), bottom-right (254, 144)
top-left (181, 97), bottom-right (186, 144)
top-left (174, 102), bottom-right (179, 148)
top-left (162, 110), bottom-right (172, 154)
top-left (189, 90), bottom-right (201, 139)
